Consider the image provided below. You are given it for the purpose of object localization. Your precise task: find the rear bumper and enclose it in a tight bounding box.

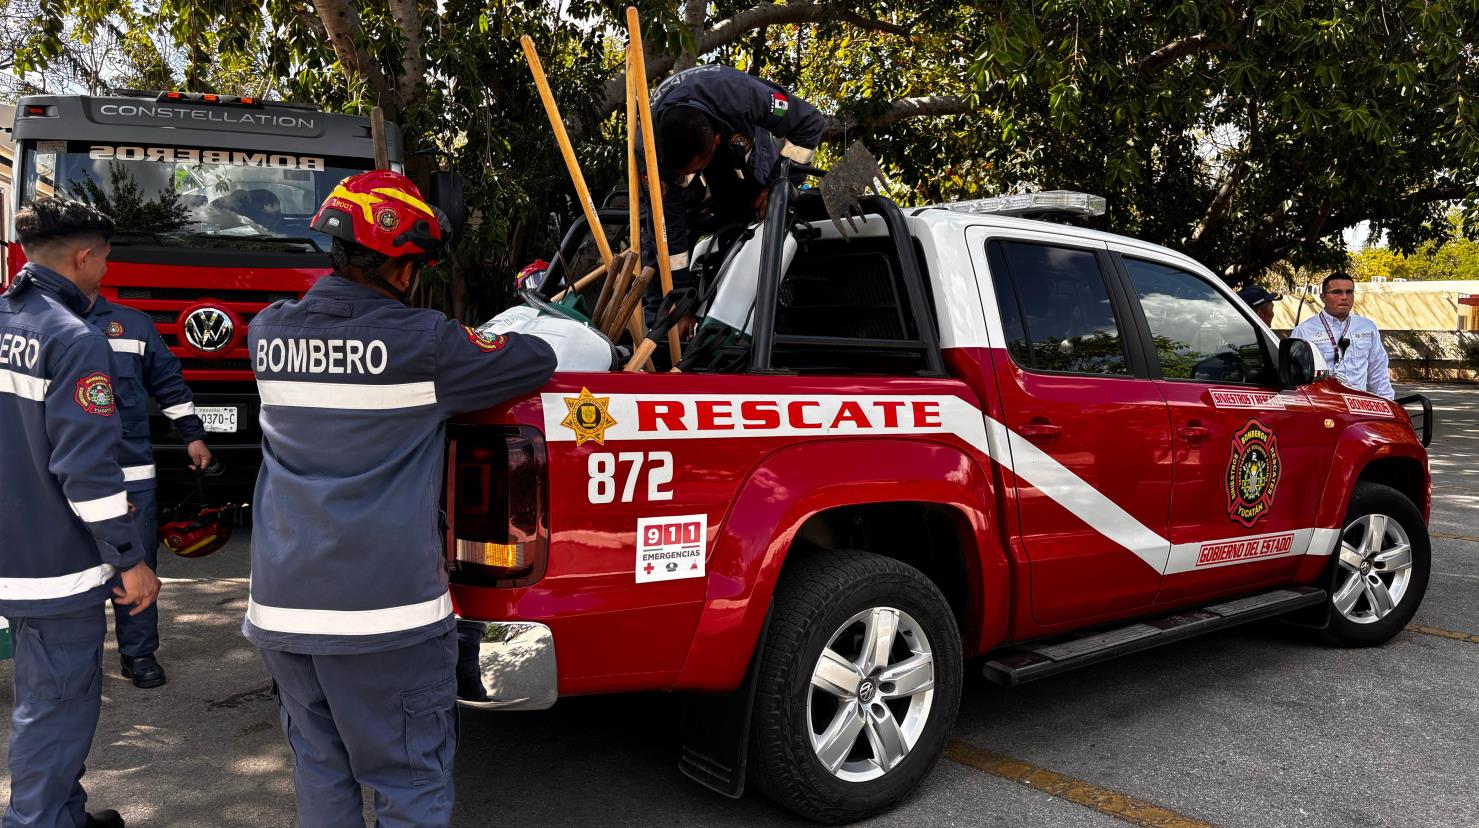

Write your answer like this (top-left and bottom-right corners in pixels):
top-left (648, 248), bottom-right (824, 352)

top-left (455, 618), bottom-right (558, 711)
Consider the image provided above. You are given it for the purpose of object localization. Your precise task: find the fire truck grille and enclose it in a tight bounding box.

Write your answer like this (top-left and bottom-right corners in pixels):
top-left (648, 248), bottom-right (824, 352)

top-left (117, 287), bottom-right (298, 303)
top-left (179, 358), bottom-right (254, 372)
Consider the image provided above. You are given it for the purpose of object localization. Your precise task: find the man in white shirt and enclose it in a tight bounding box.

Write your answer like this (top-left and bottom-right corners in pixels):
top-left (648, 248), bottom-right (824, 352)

top-left (1291, 274), bottom-right (1395, 399)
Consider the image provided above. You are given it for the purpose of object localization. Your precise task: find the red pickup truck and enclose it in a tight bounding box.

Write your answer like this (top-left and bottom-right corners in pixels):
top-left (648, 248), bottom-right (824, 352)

top-left (447, 187), bottom-right (1432, 823)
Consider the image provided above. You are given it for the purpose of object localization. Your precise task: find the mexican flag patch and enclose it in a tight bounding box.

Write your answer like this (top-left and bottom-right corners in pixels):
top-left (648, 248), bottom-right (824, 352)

top-left (770, 92), bottom-right (789, 118)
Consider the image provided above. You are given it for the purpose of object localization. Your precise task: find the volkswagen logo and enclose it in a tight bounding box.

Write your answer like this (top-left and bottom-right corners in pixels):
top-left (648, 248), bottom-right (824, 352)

top-left (182, 306), bottom-right (235, 353)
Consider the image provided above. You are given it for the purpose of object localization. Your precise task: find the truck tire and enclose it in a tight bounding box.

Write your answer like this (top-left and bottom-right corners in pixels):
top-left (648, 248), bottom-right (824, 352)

top-left (1320, 482), bottom-right (1430, 647)
top-left (748, 550), bottom-right (962, 824)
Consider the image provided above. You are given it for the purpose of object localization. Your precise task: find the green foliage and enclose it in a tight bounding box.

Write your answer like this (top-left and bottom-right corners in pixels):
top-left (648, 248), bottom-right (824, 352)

top-left (1350, 213), bottom-right (1479, 282)
top-left (10, 0), bottom-right (1479, 320)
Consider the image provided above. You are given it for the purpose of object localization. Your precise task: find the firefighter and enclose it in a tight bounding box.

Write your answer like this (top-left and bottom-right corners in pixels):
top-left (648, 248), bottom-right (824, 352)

top-left (84, 293), bottom-right (213, 689)
top-left (639, 65), bottom-right (826, 329)
top-left (243, 170), bottom-right (557, 827)
top-left (1, 197), bottom-right (160, 828)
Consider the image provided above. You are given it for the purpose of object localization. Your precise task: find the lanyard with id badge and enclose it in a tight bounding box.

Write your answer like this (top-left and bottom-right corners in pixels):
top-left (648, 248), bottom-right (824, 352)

top-left (1318, 312), bottom-right (1351, 365)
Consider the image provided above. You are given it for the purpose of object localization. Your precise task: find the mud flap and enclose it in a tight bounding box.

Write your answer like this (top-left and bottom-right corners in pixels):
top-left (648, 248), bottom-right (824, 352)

top-left (677, 608), bottom-right (771, 799)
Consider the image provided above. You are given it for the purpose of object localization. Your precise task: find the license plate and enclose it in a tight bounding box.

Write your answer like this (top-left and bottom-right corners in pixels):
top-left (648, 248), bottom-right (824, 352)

top-left (197, 406), bottom-right (238, 433)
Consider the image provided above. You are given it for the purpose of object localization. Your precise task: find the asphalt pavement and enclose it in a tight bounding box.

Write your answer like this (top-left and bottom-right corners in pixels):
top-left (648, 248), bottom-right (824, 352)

top-left (2, 382), bottom-right (1476, 827)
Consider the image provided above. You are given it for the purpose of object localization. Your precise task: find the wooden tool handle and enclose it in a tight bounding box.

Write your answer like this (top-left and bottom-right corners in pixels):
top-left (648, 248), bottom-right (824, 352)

top-left (521, 35), bottom-right (614, 268)
top-left (371, 107), bottom-right (390, 170)
top-left (595, 253), bottom-right (638, 334)
top-left (605, 265), bottom-right (654, 341)
top-left (625, 8), bottom-right (682, 365)
top-left (553, 259), bottom-right (610, 302)
top-left (582, 256), bottom-right (621, 321)
top-left (624, 338), bottom-right (658, 372)
top-left (626, 50), bottom-right (642, 265)
top-left (625, 311), bottom-right (652, 371)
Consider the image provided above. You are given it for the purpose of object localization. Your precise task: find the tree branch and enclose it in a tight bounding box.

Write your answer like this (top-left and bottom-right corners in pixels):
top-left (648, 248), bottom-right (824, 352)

top-left (1191, 103), bottom-right (1258, 247)
top-left (830, 7), bottom-right (910, 37)
top-left (673, 0), bottom-right (709, 72)
top-left (294, 2), bottom-right (329, 41)
top-left (1133, 22), bottom-right (1244, 75)
top-left (602, 0), bottom-right (910, 114)
top-left (822, 95), bottom-right (977, 142)
top-left (386, 0), bottom-right (429, 107)
top-left (1223, 183), bottom-right (1472, 280)
top-left (311, 0), bottom-right (391, 110)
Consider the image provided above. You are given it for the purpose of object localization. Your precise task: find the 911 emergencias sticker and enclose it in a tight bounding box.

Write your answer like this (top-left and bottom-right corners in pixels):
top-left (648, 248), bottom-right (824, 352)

top-left (636, 514), bottom-right (707, 583)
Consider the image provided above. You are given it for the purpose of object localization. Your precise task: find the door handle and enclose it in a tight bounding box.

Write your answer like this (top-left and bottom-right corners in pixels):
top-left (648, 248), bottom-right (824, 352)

top-left (1178, 424), bottom-right (1211, 443)
top-left (1019, 423), bottom-right (1063, 440)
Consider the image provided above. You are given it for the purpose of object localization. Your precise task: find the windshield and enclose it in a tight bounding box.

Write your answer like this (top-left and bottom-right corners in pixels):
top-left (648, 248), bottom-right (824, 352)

top-left (20, 141), bottom-right (373, 253)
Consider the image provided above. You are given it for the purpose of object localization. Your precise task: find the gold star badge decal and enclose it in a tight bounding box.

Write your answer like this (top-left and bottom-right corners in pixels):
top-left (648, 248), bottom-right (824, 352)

top-left (560, 387), bottom-right (617, 446)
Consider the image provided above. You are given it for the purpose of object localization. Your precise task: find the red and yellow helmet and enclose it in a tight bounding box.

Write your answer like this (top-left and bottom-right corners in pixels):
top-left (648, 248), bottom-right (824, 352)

top-left (311, 170), bottom-right (450, 261)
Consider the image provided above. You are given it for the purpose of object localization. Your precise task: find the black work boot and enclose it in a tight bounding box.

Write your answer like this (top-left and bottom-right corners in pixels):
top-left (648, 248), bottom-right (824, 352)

top-left (120, 654), bottom-right (167, 689)
top-left (85, 809), bottom-right (125, 827)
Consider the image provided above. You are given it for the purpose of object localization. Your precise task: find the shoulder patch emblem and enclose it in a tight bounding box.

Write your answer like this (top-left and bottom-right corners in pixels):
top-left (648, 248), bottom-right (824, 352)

top-left (103, 320), bottom-right (124, 338)
top-left (75, 372), bottom-right (116, 416)
top-left (464, 325), bottom-right (507, 352)
top-left (770, 92), bottom-right (789, 118)
top-left (1225, 419), bottom-right (1281, 527)
top-left (560, 387), bottom-right (617, 446)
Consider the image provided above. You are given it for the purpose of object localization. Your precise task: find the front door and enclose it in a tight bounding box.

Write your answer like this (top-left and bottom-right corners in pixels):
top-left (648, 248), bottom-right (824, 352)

top-left (977, 234), bottom-right (1173, 625)
top-left (1112, 252), bottom-right (1332, 604)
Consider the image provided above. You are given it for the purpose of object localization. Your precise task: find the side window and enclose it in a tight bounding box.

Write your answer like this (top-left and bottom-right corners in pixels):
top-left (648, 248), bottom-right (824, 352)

top-left (987, 240), bottom-right (1131, 376)
top-left (1121, 257), bottom-right (1274, 385)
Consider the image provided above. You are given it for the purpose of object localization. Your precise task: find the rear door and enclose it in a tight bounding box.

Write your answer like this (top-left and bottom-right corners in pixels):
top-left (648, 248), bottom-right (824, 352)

top-left (972, 231), bottom-right (1172, 626)
top-left (1109, 251), bottom-right (1332, 603)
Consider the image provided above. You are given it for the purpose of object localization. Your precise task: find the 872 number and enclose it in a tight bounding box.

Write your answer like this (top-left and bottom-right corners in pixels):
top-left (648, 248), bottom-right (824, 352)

top-left (588, 451), bottom-right (674, 504)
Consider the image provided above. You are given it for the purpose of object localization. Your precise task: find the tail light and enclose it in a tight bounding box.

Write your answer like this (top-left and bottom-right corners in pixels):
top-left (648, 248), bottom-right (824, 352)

top-left (446, 426), bottom-right (548, 586)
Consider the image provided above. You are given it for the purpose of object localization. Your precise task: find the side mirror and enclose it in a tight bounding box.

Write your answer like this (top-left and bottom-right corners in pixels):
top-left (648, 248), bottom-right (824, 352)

top-left (428, 170), bottom-right (468, 242)
top-left (1278, 337), bottom-right (1315, 388)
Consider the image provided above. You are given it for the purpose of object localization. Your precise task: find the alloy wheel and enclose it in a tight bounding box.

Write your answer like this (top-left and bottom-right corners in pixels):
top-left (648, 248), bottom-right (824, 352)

top-left (806, 606), bottom-right (936, 782)
top-left (1333, 513), bottom-right (1414, 625)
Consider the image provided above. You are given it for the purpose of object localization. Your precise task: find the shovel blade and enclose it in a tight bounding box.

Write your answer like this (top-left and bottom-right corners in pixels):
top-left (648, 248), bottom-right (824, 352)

top-left (819, 142), bottom-right (885, 237)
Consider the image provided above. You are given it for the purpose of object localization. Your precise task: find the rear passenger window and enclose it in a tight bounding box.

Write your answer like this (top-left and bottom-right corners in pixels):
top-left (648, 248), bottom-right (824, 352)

top-left (987, 241), bottom-right (1130, 376)
top-left (1121, 258), bottom-right (1274, 385)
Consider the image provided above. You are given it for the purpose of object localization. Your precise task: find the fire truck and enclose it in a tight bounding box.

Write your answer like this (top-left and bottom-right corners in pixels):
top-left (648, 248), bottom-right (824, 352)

top-left (449, 180), bottom-right (1435, 823)
top-left (4, 91), bottom-right (399, 497)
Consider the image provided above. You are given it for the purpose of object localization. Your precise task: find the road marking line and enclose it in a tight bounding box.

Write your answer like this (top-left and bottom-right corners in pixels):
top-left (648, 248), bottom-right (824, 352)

top-left (944, 741), bottom-right (1215, 828)
top-left (1408, 624), bottom-right (1479, 644)
top-left (1430, 531), bottom-right (1479, 543)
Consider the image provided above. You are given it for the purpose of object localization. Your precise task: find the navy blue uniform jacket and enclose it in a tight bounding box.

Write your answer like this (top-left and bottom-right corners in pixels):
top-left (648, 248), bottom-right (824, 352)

top-left (243, 276), bottom-right (557, 654)
top-left (0, 264), bottom-right (146, 617)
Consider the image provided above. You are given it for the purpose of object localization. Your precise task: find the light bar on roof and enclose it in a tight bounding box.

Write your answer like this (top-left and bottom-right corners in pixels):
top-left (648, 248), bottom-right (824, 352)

top-left (950, 190), bottom-right (1107, 217)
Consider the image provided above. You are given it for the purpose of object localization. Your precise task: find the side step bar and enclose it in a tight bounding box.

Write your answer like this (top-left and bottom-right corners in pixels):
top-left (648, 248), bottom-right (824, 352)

top-left (983, 586), bottom-right (1326, 686)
